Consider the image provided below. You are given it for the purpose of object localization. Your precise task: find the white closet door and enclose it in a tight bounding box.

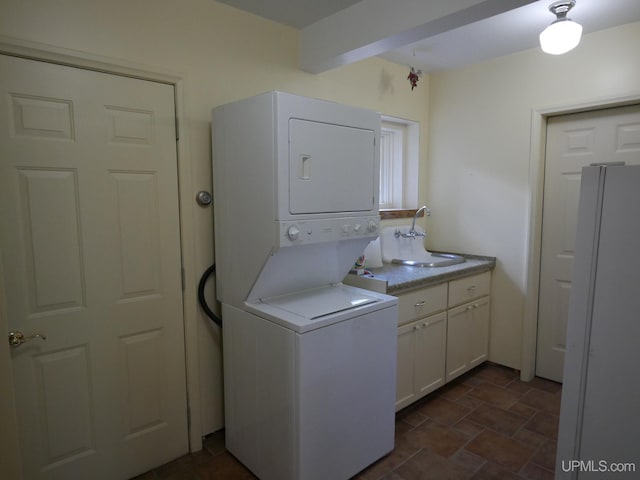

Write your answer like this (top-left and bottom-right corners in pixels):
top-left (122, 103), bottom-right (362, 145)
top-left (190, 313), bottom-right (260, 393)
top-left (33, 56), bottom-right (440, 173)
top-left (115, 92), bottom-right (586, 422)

top-left (536, 104), bottom-right (640, 382)
top-left (0, 54), bottom-right (188, 479)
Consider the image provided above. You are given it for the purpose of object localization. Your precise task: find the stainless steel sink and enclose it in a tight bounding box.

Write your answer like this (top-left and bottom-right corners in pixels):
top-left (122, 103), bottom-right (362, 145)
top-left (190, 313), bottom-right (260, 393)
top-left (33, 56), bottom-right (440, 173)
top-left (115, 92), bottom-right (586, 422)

top-left (380, 226), bottom-right (466, 267)
top-left (391, 252), bottom-right (466, 268)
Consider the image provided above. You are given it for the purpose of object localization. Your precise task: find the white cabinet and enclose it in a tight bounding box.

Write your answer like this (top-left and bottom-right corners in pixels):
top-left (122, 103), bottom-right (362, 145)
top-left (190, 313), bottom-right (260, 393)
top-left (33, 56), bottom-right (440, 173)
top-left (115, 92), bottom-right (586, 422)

top-left (394, 270), bottom-right (492, 410)
top-left (445, 272), bottom-right (491, 382)
top-left (445, 296), bottom-right (490, 382)
top-left (395, 284), bottom-right (447, 411)
top-left (396, 312), bottom-right (447, 410)
top-left (448, 271), bottom-right (491, 308)
top-left (397, 283), bottom-right (447, 322)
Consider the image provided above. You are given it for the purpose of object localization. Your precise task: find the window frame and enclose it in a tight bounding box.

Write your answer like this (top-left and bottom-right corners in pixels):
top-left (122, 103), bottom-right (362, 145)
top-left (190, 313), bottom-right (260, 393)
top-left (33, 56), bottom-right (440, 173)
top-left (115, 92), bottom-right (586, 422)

top-left (379, 115), bottom-right (419, 219)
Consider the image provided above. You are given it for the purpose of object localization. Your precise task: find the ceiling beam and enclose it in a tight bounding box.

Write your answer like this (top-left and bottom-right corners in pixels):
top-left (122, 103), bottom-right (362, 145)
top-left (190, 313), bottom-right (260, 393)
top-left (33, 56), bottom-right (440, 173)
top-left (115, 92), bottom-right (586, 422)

top-left (299, 0), bottom-right (537, 73)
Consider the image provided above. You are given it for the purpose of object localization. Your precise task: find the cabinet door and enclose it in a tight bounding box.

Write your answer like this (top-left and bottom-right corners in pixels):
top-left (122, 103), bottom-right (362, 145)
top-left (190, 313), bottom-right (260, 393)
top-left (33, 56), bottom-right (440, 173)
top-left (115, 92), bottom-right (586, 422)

top-left (446, 304), bottom-right (471, 382)
top-left (396, 322), bottom-right (418, 410)
top-left (414, 312), bottom-right (447, 397)
top-left (468, 296), bottom-right (490, 369)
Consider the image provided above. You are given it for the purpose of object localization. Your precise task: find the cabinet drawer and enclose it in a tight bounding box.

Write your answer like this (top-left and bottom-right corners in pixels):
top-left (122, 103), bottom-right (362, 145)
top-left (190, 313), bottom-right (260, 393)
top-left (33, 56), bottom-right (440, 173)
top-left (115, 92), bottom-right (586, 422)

top-left (448, 271), bottom-right (491, 308)
top-left (397, 283), bottom-right (447, 325)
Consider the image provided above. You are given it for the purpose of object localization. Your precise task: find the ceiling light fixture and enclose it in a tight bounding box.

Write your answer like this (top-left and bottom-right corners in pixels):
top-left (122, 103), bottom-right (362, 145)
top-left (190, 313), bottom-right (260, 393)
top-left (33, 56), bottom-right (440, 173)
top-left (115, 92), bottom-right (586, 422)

top-left (539, 0), bottom-right (583, 55)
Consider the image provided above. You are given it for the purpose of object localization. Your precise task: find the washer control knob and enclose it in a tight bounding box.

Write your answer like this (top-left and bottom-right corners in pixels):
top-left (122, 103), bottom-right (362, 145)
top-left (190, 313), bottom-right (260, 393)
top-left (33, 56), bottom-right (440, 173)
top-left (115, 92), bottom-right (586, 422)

top-left (367, 220), bottom-right (378, 232)
top-left (354, 223), bottom-right (362, 233)
top-left (287, 225), bottom-right (300, 241)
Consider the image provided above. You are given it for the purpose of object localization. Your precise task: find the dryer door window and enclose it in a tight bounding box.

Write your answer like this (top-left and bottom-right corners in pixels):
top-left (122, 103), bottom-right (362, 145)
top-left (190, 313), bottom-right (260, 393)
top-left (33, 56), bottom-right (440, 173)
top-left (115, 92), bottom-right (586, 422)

top-left (289, 119), bottom-right (375, 214)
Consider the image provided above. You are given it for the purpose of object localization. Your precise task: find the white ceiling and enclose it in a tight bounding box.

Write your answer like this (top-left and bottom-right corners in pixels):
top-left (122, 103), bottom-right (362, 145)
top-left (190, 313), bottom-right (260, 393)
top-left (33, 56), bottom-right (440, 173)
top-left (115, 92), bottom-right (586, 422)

top-left (216, 0), bottom-right (361, 29)
top-left (217, 0), bottom-right (640, 73)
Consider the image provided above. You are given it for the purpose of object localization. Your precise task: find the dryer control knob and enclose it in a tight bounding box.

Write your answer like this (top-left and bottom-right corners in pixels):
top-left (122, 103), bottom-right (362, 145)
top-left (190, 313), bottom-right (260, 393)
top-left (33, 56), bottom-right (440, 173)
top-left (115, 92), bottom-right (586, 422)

top-left (287, 225), bottom-right (300, 241)
top-left (367, 220), bottom-right (378, 232)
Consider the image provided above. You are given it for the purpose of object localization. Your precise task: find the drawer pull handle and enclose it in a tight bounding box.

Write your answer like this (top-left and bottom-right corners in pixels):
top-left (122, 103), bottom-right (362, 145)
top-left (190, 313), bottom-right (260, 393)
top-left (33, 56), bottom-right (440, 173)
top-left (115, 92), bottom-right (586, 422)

top-left (467, 285), bottom-right (476, 292)
top-left (415, 301), bottom-right (426, 307)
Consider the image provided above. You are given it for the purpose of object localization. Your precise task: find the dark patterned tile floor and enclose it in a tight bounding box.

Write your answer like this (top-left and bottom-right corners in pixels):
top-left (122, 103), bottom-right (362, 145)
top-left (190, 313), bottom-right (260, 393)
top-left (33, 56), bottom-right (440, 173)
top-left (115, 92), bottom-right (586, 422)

top-left (134, 362), bottom-right (561, 479)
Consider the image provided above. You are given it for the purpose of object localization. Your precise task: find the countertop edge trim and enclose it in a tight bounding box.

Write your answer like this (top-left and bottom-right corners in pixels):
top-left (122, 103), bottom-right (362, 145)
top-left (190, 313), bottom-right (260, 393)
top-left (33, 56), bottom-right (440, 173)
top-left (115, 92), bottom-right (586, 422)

top-left (385, 262), bottom-right (495, 295)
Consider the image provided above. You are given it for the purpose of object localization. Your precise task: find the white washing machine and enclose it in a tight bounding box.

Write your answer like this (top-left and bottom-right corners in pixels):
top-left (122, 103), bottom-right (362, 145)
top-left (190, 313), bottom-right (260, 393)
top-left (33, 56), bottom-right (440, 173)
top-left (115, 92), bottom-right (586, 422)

top-left (223, 284), bottom-right (397, 480)
top-left (212, 92), bottom-right (398, 479)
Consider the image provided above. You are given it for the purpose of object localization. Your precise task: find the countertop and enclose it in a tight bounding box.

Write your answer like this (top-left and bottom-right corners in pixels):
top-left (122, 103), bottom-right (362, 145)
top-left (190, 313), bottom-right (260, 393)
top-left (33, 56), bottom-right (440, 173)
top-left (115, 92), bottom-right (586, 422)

top-left (344, 253), bottom-right (496, 295)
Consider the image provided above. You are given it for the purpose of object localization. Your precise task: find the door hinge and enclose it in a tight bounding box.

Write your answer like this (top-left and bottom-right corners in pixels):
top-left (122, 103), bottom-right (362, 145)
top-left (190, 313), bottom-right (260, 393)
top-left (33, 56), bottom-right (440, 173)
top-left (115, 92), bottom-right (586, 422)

top-left (181, 267), bottom-right (185, 291)
top-left (175, 116), bottom-right (180, 141)
top-left (187, 406), bottom-right (191, 429)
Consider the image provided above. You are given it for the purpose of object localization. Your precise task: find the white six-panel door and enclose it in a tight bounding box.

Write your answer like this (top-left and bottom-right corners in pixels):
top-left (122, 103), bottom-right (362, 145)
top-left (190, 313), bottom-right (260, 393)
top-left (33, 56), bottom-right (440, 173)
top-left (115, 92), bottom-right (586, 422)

top-left (536, 104), bottom-right (640, 382)
top-left (0, 54), bottom-right (188, 479)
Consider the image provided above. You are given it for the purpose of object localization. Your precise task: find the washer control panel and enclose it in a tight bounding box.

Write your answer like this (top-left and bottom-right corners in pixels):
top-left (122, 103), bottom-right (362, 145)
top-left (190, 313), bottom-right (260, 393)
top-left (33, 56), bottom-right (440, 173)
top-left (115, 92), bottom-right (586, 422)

top-left (278, 215), bottom-right (380, 247)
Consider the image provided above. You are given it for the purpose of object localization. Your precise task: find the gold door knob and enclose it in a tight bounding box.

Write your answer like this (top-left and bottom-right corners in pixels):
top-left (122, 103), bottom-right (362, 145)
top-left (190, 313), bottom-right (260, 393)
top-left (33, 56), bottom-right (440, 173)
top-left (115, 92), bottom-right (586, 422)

top-left (8, 330), bottom-right (47, 348)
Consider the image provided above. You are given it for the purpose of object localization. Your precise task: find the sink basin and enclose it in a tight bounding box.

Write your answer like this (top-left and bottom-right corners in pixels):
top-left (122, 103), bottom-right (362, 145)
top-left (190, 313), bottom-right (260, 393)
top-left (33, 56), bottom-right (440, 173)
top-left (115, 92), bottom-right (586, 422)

top-left (380, 226), bottom-right (466, 268)
top-left (391, 252), bottom-right (465, 267)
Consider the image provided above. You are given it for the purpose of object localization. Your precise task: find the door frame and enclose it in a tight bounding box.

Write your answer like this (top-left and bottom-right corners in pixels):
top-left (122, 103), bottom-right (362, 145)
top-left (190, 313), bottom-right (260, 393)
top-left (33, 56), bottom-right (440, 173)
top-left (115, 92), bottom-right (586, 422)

top-left (0, 35), bottom-right (205, 464)
top-left (521, 91), bottom-right (640, 381)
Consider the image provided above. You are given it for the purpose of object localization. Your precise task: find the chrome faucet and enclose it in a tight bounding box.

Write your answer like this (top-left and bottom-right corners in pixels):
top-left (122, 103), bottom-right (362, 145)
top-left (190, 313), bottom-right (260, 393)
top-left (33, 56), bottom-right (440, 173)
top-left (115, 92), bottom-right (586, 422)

top-left (411, 205), bottom-right (431, 235)
top-left (396, 205), bottom-right (431, 239)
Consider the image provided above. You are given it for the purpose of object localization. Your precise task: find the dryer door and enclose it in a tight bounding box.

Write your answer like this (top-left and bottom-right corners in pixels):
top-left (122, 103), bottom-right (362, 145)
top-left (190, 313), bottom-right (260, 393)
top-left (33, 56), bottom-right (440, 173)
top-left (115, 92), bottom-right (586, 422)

top-left (289, 119), bottom-right (375, 214)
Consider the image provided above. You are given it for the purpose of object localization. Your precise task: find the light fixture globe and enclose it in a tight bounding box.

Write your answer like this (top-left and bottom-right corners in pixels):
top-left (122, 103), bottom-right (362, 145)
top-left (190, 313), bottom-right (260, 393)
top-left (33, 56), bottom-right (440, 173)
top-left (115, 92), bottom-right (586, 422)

top-left (540, 18), bottom-right (583, 54)
top-left (540, 0), bottom-right (583, 55)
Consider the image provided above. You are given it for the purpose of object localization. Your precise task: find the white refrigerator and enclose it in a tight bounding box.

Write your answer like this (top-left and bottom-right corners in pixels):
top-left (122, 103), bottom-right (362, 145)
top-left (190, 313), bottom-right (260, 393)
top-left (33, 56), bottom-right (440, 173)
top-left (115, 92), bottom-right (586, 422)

top-left (556, 164), bottom-right (640, 478)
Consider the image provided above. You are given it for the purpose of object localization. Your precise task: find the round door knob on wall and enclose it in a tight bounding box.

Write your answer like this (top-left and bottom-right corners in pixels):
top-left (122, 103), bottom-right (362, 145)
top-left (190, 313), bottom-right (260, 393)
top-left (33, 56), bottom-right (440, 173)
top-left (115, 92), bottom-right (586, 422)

top-left (196, 190), bottom-right (212, 206)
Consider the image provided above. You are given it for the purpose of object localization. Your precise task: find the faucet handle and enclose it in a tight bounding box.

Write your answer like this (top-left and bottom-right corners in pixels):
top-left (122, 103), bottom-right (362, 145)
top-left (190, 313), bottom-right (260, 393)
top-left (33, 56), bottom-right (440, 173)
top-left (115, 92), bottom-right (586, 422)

top-left (418, 205), bottom-right (431, 217)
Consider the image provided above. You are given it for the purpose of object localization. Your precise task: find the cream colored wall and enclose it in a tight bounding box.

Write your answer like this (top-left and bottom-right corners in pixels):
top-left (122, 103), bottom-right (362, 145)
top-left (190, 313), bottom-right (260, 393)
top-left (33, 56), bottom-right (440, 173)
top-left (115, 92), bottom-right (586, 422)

top-left (0, 0), bottom-right (429, 440)
top-left (427, 22), bottom-right (640, 371)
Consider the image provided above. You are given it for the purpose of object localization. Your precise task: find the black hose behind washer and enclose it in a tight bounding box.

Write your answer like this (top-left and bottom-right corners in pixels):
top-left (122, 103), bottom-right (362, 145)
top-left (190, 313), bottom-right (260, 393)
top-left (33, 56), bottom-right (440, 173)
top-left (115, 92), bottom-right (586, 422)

top-left (198, 264), bottom-right (222, 327)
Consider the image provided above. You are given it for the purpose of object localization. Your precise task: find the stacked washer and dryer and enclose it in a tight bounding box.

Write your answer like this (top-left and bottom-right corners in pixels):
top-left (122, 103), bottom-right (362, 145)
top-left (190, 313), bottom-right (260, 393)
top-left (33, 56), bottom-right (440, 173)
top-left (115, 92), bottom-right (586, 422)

top-left (212, 91), bottom-right (398, 480)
